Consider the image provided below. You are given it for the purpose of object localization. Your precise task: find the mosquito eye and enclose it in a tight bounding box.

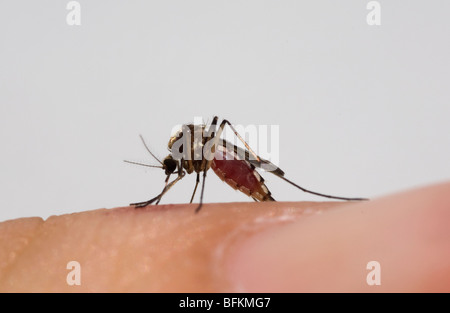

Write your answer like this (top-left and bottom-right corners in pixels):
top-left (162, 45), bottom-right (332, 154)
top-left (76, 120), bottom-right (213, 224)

top-left (164, 159), bottom-right (177, 174)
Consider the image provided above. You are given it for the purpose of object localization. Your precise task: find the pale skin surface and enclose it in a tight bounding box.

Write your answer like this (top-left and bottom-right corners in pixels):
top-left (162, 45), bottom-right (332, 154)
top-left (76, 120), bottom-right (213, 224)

top-left (0, 182), bottom-right (449, 292)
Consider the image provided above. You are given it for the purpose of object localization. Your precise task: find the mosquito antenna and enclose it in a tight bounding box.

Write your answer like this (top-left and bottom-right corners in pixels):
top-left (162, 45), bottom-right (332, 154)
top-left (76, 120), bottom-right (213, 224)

top-left (277, 176), bottom-right (368, 201)
top-left (123, 160), bottom-right (163, 169)
top-left (139, 134), bottom-right (163, 165)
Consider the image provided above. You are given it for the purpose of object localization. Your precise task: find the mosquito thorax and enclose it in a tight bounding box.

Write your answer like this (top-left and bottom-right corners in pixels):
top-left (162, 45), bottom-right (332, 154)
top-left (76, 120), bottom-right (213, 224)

top-left (168, 130), bottom-right (182, 151)
top-left (167, 124), bottom-right (209, 156)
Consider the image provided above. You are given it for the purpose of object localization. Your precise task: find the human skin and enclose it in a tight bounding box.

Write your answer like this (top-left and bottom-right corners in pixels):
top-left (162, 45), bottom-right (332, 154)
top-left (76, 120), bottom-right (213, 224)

top-left (0, 182), bottom-right (449, 292)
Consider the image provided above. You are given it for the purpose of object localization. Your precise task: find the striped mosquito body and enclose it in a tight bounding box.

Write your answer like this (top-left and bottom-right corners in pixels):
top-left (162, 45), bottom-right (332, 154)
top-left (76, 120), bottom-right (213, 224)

top-left (126, 116), bottom-right (367, 213)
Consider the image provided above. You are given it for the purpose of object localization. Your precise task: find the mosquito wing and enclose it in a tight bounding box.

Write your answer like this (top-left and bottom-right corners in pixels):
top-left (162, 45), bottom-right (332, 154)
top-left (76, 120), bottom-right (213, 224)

top-left (219, 139), bottom-right (285, 177)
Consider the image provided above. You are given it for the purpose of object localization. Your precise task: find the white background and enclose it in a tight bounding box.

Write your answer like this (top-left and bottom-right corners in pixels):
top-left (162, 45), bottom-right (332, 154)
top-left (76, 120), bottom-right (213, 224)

top-left (1, 1), bottom-right (449, 221)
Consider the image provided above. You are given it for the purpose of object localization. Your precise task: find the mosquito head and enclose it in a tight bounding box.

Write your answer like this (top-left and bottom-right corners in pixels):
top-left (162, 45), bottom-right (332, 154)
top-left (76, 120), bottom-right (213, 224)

top-left (163, 155), bottom-right (177, 175)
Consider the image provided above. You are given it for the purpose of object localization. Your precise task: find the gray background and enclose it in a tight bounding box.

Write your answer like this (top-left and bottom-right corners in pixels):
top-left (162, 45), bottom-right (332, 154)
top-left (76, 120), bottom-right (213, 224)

top-left (1, 1), bottom-right (449, 221)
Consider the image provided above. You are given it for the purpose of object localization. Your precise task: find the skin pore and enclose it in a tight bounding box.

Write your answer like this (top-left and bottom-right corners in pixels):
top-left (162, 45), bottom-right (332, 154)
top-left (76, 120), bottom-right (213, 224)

top-left (0, 182), bottom-right (449, 292)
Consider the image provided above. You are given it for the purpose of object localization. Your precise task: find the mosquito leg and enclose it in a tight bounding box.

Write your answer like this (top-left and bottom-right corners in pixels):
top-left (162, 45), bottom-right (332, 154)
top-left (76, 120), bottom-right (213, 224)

top-left (195, 171), bottom-right (207, 213)
top-left (131, 195), bottom-right (161, 208)
top-left (204, 116), bottom-right (219, 138)
top-left (189, 117), bottom-right (220, 213)
top-left (156, 172), bottom-right (184, 204)
top-left (132, 173), bottom-right (185, 208)
top-left (154, 172), bottom-right (172, 205)
top-left (132, 177), bottom-right (169, 208)
top-left (221, 119), bottom-right (260, 162)
top-left (132, 160), bottom-right (186, 208)
top-left (218, 119), bottom-right (284, 174)
top-left (204, 118), bottom-right (259, 164)
top-left (190, 172), bottom-right (200, 204)
top-left (203, 118), bottom-right (227, 164)
top-left (194, 117), bottom-right (230, 213)
top-left (276, 175), bottom-right (368, 201)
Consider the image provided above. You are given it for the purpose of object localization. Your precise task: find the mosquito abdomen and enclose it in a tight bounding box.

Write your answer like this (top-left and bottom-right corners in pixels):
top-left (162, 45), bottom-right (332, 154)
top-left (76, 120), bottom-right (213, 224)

top-left (211, 149), bottom-right (274, 202)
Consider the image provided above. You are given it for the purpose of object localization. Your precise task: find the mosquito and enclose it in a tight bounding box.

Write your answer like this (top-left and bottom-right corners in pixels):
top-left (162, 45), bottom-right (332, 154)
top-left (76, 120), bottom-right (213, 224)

top-left (125, 116), bottom-right (367, 212)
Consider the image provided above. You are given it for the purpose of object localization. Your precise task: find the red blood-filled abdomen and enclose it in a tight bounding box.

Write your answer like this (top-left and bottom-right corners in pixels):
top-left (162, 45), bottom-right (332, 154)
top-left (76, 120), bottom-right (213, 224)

top-left (211, 148), bottom-right (273, 201)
